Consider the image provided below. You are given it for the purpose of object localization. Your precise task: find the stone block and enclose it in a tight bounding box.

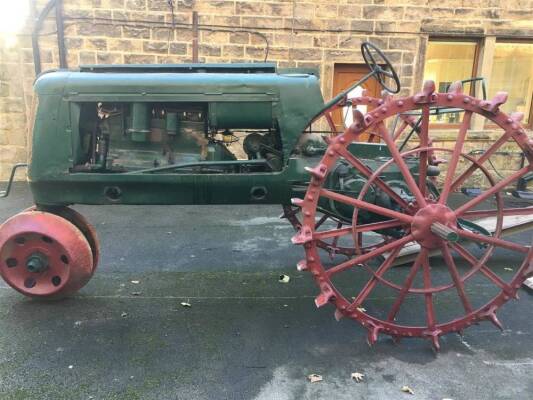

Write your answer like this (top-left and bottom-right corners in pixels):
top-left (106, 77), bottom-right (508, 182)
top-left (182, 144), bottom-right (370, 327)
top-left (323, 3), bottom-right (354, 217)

top-left (96, 51), bottom-right (123, 64)
top-left (363, 5), bottom-right (403, 20)
top-left (85, 38), bottom-right (108, 51)
top-left (222, 45), bottom-right (245, 57)
top-left (169, 43), bottom-right (187, 55)
top-left (124, 54), bottom-right (156, 63)
top-left (125, 0), bottom-right (146, 10)
top-left (108, 39), bottom-right (143, 52)
top-left (236, 1), bottom-right (264, 15)
top-left (199, 44), bottom-right (221, 57)
top-left (143, 41), bottom-right (169, 53)
top-left (229, 32), bottom-right (250, 45)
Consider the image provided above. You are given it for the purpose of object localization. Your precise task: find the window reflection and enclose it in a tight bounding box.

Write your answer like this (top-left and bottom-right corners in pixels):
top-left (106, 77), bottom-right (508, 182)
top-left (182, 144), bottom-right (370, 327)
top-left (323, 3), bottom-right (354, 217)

top-left (423, 41), bottom-right (477, 124)
top-left (489, 42), bottom-right (533, 124)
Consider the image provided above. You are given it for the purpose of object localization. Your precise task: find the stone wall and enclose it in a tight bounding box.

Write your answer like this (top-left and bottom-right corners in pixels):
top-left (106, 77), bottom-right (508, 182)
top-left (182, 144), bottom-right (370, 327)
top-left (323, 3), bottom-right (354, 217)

top-left (0, 0), bottom-right (532, 182)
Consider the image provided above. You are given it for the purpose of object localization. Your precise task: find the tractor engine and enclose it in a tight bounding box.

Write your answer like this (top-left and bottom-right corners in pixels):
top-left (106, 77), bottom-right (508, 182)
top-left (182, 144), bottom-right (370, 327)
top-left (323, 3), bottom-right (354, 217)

top-left (73, 100), bottom-right (282, 174)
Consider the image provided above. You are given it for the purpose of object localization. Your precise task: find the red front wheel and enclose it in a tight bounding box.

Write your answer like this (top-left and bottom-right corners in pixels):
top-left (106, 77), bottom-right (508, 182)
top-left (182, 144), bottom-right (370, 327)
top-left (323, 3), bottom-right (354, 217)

top-left (0, 211), bottom-right (94, 299)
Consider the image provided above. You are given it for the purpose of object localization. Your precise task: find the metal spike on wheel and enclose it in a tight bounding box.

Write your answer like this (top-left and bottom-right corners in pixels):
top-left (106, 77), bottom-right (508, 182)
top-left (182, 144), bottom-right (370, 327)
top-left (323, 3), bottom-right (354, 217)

top-left (293, 80), bottom-right (533, 349)
top-left (0, 211), bottom-right (94, 299)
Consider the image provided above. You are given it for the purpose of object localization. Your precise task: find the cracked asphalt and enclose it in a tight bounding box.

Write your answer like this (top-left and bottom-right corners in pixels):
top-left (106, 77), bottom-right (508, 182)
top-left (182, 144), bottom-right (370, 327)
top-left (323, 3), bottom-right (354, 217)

top-left (0, 182), bottom-right (532, 400)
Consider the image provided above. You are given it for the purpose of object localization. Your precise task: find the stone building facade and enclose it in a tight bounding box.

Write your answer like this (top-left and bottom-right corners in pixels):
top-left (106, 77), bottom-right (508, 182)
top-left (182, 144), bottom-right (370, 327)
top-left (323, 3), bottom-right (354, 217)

top-left (0, 0), bottom-right (532, 182)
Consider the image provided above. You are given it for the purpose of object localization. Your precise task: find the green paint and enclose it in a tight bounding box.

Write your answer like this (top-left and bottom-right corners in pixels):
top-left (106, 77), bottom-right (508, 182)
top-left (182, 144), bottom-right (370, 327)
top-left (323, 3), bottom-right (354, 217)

top-left (29, 63), bottom-right (419, 222)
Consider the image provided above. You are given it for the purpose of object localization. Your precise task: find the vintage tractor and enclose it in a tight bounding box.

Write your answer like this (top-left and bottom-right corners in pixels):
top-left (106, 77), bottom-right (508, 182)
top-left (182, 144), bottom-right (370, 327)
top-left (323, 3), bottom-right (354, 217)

top-left (0, 43), bottom-right (532, 349)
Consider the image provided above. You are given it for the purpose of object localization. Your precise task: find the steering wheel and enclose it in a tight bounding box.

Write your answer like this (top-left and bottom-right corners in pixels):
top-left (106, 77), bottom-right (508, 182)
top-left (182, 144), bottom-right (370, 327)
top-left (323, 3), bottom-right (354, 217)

top-left (361, 42), bottom-right (401, 94)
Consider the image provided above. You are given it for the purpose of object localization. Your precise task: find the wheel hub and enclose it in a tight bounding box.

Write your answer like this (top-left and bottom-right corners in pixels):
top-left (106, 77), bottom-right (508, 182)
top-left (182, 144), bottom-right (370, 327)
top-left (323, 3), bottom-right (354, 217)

top-left (411, 204), bottom-right (457, 249)
top-left (25, 252), bottom-right (49, 273)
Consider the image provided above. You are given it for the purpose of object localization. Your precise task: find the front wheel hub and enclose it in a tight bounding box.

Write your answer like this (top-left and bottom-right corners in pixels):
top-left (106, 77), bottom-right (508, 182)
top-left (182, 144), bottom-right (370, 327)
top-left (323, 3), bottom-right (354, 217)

top-left (26, 252), bottom-right (49, 273)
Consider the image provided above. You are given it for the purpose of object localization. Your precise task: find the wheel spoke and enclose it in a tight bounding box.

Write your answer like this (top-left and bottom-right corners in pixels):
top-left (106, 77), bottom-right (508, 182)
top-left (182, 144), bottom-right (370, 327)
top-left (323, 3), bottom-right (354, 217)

top-left (320, 188), bottom-right (414, 223)
top-left (441, 244), bottom-right (473, 313)
top-left (393, 119), bottom-right (410, 141)
top-left (387, 248), bottom-right (426, 322)
top-left (454, 228), bottom-right (529, 254)
top-left (421, 252), bottom-right (436, 329)
top-left (454, 166), bottom-right (531, 216)
top-left (314, 214), bottom-right (329, 230)
top-left (418, 106), bottom-right (430, 198)
top-left (461, 207), bottom-right (533, 219)
top-left (330, 221), bottom-right (343, 249)
top-left (378, 122), bottom-right (428, 207)
top-left (439, 111), bottom-right (472, 204)
top-left (335, 147), bottom-right (411, 210)
top-left (450, 243), bottom-right (512, 292)
top-left (350, 245), bottom-right (403, 309)
top-left (326, 234), bottom-right (414, 277)
top-left (450, 130), bottom-right (513, 192)
top-left (314, 219), bottom-right (405, 241)
top-left (314, 226), bottom-right (351, 241)
top-left (380, 69), bottom-right (395, 79)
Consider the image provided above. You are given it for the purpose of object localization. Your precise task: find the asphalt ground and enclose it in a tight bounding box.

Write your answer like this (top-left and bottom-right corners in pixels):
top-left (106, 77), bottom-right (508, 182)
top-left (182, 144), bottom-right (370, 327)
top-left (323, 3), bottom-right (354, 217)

top-left (0, 182), bottom-right (532, 400)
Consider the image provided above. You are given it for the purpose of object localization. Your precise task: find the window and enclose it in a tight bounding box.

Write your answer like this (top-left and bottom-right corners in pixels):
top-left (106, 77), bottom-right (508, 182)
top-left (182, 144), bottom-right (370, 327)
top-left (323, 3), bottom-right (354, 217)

top-left (423, 40), bottom-right (479, 125)
top-left (489, 42), bottom-right (533, 125)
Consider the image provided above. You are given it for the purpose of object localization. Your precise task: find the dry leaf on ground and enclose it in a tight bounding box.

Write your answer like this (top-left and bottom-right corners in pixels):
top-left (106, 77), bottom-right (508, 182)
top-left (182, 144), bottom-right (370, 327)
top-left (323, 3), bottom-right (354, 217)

top-left (351, 372), bottom-right (364, 382)
top-left (401, 385), bottom-right (414, 395)
top-left (307, 374), bottom-right (323, 383)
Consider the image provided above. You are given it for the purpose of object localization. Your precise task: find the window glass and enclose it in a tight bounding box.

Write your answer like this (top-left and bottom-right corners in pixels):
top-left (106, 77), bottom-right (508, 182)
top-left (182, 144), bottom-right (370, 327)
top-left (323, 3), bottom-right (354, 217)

top-left (423, 41), bottom-right (477, 124)
top-left (489, 42), bottom-right (533, 124)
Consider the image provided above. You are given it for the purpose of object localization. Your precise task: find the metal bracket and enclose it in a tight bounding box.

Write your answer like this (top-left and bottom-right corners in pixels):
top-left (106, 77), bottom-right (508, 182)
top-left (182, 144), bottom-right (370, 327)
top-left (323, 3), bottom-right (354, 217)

top-left (0, 163), bottom-right (28, 198)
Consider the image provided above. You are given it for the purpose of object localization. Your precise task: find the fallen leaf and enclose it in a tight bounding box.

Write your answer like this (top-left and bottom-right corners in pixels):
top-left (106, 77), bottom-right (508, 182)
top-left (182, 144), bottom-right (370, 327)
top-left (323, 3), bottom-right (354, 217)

top-left (131, 280), bottom-right (140, 284)
top-left (279, 274), bottom-right (290, 283)
top-left (307, 374), bottom-right (323, 383)
top-left (401, 385), bottom-right (414, 395)
top-left (181, 302), bottom-right (192, 308)
top-left (351, 372), bottom-right (364, 382)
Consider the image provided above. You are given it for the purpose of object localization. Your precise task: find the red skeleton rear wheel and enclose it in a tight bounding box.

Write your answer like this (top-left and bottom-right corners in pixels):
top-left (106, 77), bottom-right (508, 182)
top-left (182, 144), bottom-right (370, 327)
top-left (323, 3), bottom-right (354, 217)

top-left (293, 81), bottom-right (533, 349)
top-left (0, 211), bottom-right (94, 298)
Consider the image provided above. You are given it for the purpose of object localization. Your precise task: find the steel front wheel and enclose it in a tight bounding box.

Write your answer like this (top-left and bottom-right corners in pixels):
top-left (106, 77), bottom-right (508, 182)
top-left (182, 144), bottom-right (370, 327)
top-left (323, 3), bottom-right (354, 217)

top-left (0, 211), bottom-right (94, 299)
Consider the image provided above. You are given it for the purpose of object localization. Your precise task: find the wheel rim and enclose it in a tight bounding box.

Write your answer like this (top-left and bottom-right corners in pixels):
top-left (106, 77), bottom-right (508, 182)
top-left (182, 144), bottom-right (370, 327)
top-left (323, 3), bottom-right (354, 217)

top-left (293, 81), bottom-right (533, 349)
top-left (0, 211), bottom-right (93, 298)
